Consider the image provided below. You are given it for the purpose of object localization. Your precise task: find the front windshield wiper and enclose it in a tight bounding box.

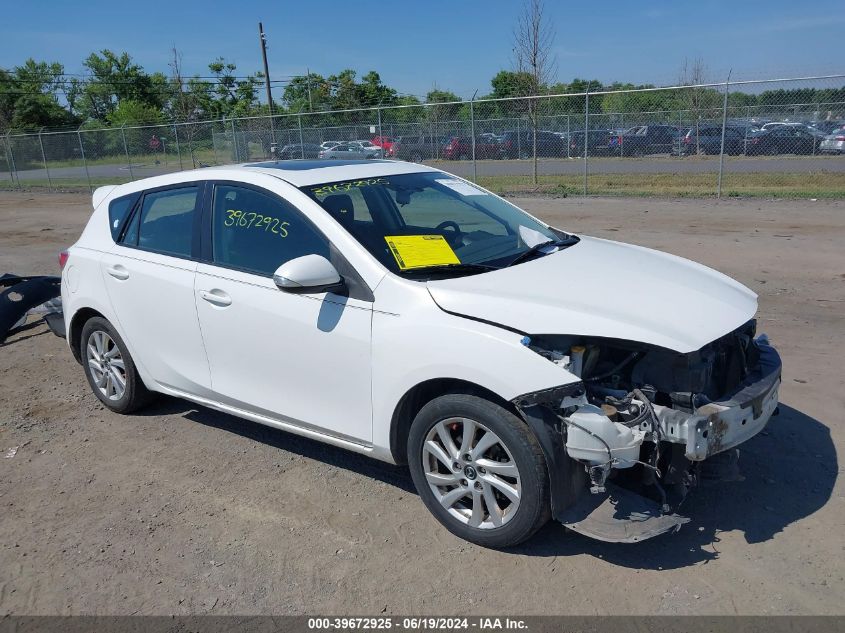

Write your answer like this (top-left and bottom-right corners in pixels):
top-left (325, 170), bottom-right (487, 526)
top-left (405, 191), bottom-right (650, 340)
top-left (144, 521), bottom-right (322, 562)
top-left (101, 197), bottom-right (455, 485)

top-left (504, 236), bottom-right (579, 268)
top-left (400, 262), bottom-right (497, 276)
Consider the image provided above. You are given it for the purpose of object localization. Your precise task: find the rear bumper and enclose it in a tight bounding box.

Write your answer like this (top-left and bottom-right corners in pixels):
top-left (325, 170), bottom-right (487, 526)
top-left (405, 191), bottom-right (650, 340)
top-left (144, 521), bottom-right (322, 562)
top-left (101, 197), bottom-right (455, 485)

top-left (820, 140), bottom-right (845, 153)
top-left (652, 343), bottom-right (782, 461)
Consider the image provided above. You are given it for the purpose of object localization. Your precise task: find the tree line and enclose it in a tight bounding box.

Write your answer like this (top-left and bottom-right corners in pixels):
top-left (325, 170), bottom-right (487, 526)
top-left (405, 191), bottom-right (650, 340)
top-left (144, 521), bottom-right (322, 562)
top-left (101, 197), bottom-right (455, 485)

top-left (2, 50), bottom-right (843, 134)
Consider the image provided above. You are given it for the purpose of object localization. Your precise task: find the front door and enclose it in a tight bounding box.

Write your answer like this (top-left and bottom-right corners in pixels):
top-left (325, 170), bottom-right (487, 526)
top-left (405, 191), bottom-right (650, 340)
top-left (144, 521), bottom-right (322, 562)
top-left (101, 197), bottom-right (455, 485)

top-left (194, 182), bottom-right (373, 443)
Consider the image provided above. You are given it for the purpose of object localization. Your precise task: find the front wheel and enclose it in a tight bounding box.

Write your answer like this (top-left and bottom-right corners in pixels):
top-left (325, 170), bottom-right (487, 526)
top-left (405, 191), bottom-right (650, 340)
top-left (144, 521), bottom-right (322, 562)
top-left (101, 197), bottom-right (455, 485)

top-left (408, 394), bottom-right (550, 548)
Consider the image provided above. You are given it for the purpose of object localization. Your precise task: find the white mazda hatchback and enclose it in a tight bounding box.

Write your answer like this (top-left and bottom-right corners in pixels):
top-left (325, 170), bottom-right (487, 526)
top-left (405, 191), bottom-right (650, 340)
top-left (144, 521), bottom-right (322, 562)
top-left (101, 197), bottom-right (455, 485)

top-left (61, 159), bottom-right (781, 547)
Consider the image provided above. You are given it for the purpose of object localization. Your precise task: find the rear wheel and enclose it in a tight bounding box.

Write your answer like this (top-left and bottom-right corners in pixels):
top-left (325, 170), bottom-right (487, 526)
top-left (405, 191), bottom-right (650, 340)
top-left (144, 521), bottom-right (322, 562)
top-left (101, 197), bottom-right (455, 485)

top-left (81, 316), bottom-right (153, 413)
top-left (408, 394), bottom-right (550, 548)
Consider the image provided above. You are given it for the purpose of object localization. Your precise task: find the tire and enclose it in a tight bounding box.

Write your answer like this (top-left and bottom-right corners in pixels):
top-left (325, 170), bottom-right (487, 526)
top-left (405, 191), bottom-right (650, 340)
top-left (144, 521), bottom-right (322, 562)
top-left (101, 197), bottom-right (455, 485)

top-left (410, 153), bottom-right (423, 163)
top-left (80, 316), bottom-right (153, 413)
top-left (407, 394), bottom-right (551, 548)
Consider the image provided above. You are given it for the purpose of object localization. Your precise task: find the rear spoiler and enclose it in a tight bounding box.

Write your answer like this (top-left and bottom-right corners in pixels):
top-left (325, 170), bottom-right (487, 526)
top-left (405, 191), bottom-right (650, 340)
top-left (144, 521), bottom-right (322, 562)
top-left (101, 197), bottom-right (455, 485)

top-left (92, 185), bottom-right (118, 210)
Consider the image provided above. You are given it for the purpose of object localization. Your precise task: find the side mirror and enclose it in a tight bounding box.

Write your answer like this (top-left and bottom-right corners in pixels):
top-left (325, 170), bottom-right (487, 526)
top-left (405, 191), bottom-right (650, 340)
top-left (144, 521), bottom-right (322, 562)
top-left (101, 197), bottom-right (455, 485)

top-left (273, 255), bottom-right (343, 293)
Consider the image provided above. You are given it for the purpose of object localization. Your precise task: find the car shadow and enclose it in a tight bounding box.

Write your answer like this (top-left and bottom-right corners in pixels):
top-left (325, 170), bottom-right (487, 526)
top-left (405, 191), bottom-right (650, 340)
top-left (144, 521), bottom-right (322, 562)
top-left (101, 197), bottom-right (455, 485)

top-left (140, 396), bottom-right (417, 494)
top-left (141, 399), bottom-right (835, 568)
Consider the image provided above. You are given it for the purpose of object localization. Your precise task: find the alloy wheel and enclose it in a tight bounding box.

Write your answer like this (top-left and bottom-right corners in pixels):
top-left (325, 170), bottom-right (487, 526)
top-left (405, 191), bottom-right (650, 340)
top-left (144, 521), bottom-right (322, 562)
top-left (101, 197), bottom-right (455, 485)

top-left (86, 330), bottom-right (127, 401)
top-left (421, 418), bottom-right (521, 529)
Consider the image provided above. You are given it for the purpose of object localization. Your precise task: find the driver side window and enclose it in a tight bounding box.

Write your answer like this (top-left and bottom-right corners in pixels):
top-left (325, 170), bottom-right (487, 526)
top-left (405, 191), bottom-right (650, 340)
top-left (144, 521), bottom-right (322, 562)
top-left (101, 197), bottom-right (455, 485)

top-left (211, 184), bottom-right (330, 276)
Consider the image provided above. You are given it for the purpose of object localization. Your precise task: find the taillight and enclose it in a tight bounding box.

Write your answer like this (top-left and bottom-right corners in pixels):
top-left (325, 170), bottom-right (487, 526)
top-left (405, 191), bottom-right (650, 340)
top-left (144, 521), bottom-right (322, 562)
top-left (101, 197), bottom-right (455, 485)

top-left (684, 136), bottom-right (691, 144)
top-left (617, 135), bottom-right (623, 145)
top-left (835, 136), bottom-right (845, 141)
top-left (59, 250), bottom-right (69, 270)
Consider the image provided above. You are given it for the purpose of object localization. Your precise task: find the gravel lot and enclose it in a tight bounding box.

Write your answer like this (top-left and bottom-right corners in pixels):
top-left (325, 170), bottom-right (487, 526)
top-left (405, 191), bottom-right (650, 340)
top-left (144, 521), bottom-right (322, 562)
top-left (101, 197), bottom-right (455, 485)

top-left (0, 191), bottom-right (842, 615)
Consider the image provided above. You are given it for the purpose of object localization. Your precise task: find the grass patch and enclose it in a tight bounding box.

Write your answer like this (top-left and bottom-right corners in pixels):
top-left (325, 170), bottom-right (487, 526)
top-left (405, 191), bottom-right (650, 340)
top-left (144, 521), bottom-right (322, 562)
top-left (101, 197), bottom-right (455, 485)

top-left (4, 171), bottom-right (844, 199)
top-left (476, 172), bottom-right (845, 198)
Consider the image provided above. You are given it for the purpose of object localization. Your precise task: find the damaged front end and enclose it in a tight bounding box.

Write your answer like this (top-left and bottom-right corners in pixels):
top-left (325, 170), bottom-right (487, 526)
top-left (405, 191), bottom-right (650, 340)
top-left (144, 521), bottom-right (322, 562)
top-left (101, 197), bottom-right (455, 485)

top-left (512, 320), bottom-right (782, 543)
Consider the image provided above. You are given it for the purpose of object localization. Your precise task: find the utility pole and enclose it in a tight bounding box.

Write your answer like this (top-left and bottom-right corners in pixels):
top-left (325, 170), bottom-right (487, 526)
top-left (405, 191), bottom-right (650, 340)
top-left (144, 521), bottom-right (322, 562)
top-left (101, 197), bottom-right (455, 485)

top-left (259, 22), bottom-right (277, 154)
top-left (306, 67), bottom-right (313, 112)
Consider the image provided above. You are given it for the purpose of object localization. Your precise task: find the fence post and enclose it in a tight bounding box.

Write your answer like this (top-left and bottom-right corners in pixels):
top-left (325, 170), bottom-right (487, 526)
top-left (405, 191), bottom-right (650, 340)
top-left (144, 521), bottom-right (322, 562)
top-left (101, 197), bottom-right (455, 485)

top-left (619, 112), bottom-right (624, 157)
top-left (470, 93), bottom-right (477, 183)
top-left (377, 106), bottom-right (383, 142)
top-left (678, 109), bottom-right (683, 156)
top-left (121, 125), bottom-right (133, 179)
top-left (77, 127), bottom-right (92, 192)
top-left (743, 105), bottom-right (750, 156)
top-left (298, 114), bottom-right (305, 158)
top-left (38, 128), bottom-right (53, 188)
top-left (173, 124), bottom-right (184, 171)
top-left (230, 118), bottom-right (237, 163)
top-left (6, 131), bottom-right (19, 187)
top-left (583, 91), bottom-right (589, 197)
top-left (717, 71), bottom-right (732, 199)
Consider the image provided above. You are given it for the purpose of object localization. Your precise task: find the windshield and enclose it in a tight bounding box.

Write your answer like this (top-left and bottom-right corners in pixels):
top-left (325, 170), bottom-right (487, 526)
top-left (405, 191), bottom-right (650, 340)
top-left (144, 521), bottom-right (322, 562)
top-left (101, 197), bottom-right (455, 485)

top-left (301, 171), bottom-right (570, 277)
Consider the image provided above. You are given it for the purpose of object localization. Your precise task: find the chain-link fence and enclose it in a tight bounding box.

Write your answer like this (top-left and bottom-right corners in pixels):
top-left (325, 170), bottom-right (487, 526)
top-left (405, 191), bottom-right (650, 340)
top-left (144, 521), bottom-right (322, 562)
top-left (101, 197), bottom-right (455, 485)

top-left (3, 74), bottom-right (844, 197)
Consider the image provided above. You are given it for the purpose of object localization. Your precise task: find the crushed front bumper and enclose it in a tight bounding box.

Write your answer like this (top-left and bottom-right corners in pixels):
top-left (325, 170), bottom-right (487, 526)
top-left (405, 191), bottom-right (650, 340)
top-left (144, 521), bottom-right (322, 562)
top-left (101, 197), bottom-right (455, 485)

top-left (653, 343), bottom-right (781, 461)
top-left (517, 340), bottom-right (782, 543)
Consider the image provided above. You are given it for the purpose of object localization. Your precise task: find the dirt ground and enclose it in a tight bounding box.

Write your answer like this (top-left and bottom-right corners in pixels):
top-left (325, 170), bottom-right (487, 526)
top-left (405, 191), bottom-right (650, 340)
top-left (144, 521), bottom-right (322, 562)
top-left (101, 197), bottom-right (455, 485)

top-left (0, 190), bottom-right (842, 616)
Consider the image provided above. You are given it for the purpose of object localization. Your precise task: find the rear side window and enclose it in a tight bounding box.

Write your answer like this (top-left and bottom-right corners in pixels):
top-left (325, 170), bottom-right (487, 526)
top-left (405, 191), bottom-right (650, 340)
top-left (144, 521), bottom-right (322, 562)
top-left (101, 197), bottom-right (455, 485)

top-left (211, 184), bottom-right (330, 276)
top-left (123, 186), bottom-right (198, 258)
top-left (107, 194), bottom-right (138, 241)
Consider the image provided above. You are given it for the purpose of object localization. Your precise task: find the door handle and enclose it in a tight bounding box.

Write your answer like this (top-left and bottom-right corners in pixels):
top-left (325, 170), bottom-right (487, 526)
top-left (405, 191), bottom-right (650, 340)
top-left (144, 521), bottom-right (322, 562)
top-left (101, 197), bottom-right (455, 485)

top-left (106, 265), bottom-right (130, 281)
top-left (199, 289), bottom-right (232, 307)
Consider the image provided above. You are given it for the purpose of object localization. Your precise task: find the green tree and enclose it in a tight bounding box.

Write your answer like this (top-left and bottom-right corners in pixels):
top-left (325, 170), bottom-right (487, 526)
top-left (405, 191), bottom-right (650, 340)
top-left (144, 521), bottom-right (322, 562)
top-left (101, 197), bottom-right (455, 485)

top-left (81, 50), bottom-right (166, 121)
top-left (107, 99), bottom-right (164, 126)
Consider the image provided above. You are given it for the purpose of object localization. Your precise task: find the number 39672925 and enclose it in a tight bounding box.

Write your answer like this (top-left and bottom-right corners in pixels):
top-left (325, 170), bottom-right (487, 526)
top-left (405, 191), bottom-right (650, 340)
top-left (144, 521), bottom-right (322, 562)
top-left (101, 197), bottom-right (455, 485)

top-left (225, 209), bottom-right (290, 237)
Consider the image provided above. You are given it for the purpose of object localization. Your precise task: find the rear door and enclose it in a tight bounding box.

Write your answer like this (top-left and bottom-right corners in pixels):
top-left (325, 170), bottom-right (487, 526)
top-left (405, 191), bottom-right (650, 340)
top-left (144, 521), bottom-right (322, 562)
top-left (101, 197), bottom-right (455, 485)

top-left (100, 183), bottom-right (211, 394)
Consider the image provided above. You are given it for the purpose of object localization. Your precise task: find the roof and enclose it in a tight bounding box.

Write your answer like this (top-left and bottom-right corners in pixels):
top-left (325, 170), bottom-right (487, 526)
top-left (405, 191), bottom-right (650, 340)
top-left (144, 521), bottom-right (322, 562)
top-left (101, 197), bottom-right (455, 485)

top-left (242, 159), bottom-right (438, 186)
top-left (92, 160), bottom-right (440, 207)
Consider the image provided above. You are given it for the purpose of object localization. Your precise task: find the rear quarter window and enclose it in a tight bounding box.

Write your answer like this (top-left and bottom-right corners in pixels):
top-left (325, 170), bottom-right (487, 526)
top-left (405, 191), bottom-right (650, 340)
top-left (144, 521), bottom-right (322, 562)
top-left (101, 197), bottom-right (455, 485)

top-left (107, 194), bottom-right (139, 241)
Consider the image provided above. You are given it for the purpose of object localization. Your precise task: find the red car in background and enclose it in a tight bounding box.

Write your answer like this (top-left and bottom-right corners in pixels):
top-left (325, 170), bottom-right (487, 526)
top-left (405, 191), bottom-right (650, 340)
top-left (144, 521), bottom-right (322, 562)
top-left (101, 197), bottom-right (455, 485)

top-left (443, 135), bottom-right (502, 160)
top-left (371, 136), bottom-right (395, 157)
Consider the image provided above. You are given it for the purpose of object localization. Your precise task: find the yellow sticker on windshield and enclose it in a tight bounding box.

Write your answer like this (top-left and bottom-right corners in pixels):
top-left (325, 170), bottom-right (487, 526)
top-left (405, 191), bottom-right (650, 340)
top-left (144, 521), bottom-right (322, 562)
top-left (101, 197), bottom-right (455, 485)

top-left (384, 235), bottom-right (460, 271)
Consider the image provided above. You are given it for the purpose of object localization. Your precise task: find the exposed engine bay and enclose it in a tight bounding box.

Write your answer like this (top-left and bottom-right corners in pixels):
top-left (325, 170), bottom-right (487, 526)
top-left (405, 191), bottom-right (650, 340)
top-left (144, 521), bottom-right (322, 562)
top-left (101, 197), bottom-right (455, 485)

top-left (513, 319), bottom-right (782, 542)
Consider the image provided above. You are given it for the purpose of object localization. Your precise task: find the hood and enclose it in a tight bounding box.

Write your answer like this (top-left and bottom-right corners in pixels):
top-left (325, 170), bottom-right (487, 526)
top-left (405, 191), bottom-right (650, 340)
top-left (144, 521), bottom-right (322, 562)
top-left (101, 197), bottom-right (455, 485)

top-left (426, 236), bottom-right (757, 353)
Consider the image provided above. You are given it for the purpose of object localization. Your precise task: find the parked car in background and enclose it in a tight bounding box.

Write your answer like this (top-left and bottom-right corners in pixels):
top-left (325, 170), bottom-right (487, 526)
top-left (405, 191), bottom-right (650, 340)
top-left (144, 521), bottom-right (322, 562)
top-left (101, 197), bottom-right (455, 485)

top-left (809, 121), bottom-right (845, 136)
top-left (371, 136), bottom-right (396, 157)
top-left (391, 135), bottom-right (449, 162)
top-left (676, 125), bottom-right (748, 156)
top-left (819, 126), bottom-right (845, 154)
top-left (568, 129), bottom-right (613, 157)
top-left (616, 125), bottom-right (677, 156)
top-left (479, 132), bottom-right (504, 144)
top-left (758, 122), bottom-right (807, 133)
top-left (355, 140), bottom-right (385, 156)
top-left (318, 142), bottom-right (382, 160)
top-left (278, 143), bottom-right (322, 160)
top-left (745, 125), bottom-right (825, 155)
top-left (500, 130), bottom-right (565, 158)
top-left (443, 135), bottom-right (502, 160)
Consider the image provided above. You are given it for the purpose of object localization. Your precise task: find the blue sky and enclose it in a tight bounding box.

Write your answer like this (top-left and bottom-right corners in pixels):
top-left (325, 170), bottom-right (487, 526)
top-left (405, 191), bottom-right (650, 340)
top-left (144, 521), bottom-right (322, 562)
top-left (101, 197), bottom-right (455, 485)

top-left (1, 0), bottom-right (843, 100)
